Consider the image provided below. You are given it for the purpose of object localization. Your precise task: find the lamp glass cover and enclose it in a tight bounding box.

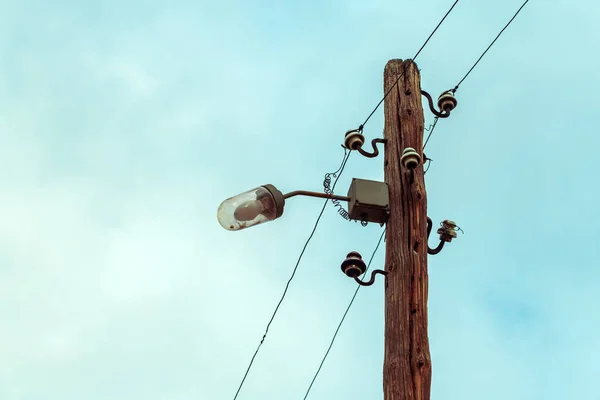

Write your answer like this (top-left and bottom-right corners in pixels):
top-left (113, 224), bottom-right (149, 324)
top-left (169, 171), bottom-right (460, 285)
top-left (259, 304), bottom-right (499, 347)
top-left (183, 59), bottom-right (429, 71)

top-left (217, 186), bottom-right (279, 231)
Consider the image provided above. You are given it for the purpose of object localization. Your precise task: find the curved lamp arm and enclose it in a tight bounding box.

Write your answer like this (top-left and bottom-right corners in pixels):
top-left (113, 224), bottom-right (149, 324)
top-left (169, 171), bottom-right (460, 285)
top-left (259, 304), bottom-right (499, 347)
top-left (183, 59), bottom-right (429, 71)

top-left (283, 190), bottom-right (350, 202)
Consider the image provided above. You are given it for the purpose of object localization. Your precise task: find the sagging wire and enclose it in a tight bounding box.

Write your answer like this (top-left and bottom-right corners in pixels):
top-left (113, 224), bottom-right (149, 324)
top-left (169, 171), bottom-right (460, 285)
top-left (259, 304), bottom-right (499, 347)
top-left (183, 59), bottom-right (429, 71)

top-left (232, 150), bottom-right (351, 400)
top-left (302, 228), bottom-right (387, 399)
top-left (452, 0), bottom-right (531, 93)
top-left (359, 0), bottom-right (460, 131)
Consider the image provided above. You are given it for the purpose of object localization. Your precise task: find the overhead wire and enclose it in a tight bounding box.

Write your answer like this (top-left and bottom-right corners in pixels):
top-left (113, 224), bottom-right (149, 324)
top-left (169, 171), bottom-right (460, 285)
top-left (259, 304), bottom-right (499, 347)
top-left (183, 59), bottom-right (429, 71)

top-left (359, 0), bottom-right (459, 131)
top-left (452, 0), bottom-right (530, 93)
top-left (298, 1), bottom-right (533, 397)
top-left (303, 228), bottom-right (387, 400)
top-left (298, 1), bottom-right (460, 396)
top-left (232, 151), bottom-right (351, 400)
top-left (423, 0), bottom-right (530, 161)
top-left (232, 1), bottom-right (462, 398)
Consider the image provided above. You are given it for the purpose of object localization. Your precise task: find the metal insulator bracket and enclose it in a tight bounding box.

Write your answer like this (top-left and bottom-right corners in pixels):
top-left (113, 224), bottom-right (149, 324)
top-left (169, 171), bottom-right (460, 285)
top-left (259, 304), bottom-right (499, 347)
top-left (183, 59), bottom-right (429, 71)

top-left (341, 251), bottom-right (388, 287)
top-left (427, 217), bottom-right (459, 255)
top-left (354, 269), bottom-right (388, 286)
top-left (344, 129), bottom-right (386, 158)
top-left (421, 90), bottom-right (457, 118)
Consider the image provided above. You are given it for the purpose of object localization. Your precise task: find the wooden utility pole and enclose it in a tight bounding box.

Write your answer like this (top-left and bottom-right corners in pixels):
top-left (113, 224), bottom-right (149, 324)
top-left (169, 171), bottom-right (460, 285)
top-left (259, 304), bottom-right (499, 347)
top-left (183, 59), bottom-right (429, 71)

top-left (383, 59), bottom-right (431, 400)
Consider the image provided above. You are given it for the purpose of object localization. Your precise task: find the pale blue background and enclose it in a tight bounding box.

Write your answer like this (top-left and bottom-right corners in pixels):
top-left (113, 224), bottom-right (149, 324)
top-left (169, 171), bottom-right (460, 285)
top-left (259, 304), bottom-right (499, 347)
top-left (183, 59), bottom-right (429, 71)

top-left (1, 0), bottom-right (599, 399)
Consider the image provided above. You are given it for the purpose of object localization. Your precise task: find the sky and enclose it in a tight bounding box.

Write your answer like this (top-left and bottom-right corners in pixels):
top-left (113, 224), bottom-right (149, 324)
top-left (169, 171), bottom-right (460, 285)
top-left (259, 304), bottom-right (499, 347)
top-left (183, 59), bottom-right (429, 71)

top-left (1, 0), bottom-right (599, 399)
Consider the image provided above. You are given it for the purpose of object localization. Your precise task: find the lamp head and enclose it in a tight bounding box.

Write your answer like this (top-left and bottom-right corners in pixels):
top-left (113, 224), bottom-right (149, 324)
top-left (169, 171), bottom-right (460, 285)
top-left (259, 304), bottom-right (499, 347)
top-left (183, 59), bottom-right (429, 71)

top-left (217, 184), bottom-right (284, 231)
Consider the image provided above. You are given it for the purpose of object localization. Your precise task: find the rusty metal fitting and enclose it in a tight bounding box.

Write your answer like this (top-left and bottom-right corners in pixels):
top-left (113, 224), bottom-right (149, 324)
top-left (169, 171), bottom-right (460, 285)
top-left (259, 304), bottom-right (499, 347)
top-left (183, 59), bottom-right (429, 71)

top-left (437, 220), bottom-right (459, 242)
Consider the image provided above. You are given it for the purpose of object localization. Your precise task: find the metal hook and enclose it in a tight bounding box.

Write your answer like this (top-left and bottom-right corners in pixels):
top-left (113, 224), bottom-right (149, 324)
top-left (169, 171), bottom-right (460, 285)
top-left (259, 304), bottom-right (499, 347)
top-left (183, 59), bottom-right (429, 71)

top-left (427, 217), bottom-right (446, 255)
top-left (344, 130), bottom-right (387, 159)
top-left (428, 239), bottom-right (445, 255)
top-left (341, 252), bottom-right (387, 287)
top-left (421, 90), bottom-right (451, 118)
top-left (427, 218), bottom-right (459, 255)
top-left (354, 269), bottom-right (388, 286)
top-left (357, 138), bottom-right (387, 158)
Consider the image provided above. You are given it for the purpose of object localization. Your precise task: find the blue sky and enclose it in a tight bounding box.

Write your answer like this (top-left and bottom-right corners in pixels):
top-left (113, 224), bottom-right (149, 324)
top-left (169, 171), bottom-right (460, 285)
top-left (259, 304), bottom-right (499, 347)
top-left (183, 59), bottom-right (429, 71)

top-left (1, 0), bottom-right (599, 399)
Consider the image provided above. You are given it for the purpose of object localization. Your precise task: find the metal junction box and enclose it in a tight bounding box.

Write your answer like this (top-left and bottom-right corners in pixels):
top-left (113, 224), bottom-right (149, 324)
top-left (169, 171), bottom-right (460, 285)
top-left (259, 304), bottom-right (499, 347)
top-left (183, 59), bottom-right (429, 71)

top-left (347, 178), bottom-right (390, 224)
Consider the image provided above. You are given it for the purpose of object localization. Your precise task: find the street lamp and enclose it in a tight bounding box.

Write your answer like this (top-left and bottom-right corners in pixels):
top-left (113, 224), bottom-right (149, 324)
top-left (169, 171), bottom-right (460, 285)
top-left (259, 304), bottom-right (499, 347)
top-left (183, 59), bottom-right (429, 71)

top-left (217, 185), bottom-right (285, 231)
top-left (217, 185), bottom-right (352, 231)
top-left (217, 179), bottom-right (390, 231)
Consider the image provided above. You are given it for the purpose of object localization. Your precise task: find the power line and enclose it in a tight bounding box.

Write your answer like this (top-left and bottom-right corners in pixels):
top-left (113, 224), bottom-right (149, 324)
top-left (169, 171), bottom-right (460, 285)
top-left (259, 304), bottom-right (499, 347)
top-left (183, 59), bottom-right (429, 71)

top-left (298, 3), bottom-right (457, 397)
top-left (303, 228), bottom-right (387, 399)
top-left (452, 0), bottom-right (530, 93)
top-left (360, 0), bottom-right (459, 130)
top-left (232, 151), bottom-right (351, 400)
top-left (232, 2), bottom-right (460, 397)
top-left (423, 1), bottom-right (530, 162)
